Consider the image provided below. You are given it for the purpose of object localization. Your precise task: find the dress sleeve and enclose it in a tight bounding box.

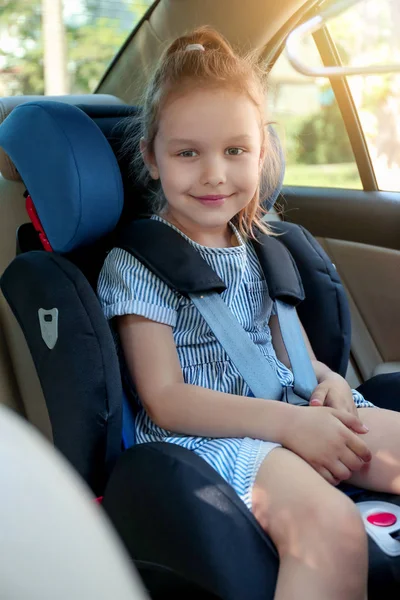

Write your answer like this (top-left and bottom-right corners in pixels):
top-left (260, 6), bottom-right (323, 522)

top-left (97, 247), bottom-right (180, 326)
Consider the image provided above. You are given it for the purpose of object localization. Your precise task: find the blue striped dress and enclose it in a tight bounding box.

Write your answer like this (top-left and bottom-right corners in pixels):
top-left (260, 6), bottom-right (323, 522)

top-left (97, 215), bottom-right (372, 510)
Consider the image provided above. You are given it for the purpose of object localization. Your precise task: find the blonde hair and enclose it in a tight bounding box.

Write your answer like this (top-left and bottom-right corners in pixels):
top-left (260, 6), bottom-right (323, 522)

top-left (124, 26), bottom-right (282, 239)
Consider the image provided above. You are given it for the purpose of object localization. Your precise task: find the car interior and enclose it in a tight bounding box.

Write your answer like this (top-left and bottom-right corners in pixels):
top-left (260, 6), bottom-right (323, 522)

top-left (0, 0), bottom-right (399, 598)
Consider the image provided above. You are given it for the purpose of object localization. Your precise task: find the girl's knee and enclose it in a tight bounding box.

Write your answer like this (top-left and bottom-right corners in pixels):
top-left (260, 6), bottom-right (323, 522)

top-left (323, 493), bottom-right (367, 548)
top-left (251, 448), bottom-right (367, 561)
top-left (254, 484), bottom-right (366, 558)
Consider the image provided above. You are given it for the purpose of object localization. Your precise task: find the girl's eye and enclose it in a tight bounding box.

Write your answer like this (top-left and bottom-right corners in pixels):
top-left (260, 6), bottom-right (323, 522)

top-left (178, 150), bottom-right (198, 158)
top-left (225, 147), bottom-right (244, 156)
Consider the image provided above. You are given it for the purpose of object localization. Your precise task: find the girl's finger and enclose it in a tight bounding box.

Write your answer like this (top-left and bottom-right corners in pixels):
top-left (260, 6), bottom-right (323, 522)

top-left (315, 466), bottom-right (340, 486)
top-left (345, 434), bottom-right (372, 463)
top-left (340, 448), bottom-right (364, 473)
top-left (310, 386), bottom-right (328, 405)
top-left (329, 460), bottom-right (352, 482)
top-left (309, 398), bottom-right (323, 406)
top-left (334, 409), bottom-right (369, 435)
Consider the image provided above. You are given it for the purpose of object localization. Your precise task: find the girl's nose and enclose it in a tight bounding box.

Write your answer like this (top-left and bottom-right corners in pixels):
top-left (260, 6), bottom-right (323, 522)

top-left (200, 158), bottom-right (227, 187)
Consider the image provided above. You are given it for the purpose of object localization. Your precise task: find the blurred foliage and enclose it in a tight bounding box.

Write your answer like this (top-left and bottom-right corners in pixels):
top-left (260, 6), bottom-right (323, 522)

top-left (0, 0), bottom-right (153, 95)
top-left (67, 17), bottom-right (127, 94)
top-left (284, 162), bottom-right (362, 189)
top-left (1, 0), bottom-right (44, 93)
top-left (296, 102), bottom-right (354, 165)
top-left (281, 99), bottom-right (354, 166)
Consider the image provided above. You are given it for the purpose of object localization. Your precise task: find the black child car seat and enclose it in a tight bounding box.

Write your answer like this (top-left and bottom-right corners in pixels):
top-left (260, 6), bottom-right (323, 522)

top-left (0, 101), bottom-right (399, 600)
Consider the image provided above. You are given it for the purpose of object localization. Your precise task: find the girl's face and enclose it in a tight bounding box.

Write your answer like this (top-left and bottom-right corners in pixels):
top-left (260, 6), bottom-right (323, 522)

top-left (143, 87), bottom-right (264, 242)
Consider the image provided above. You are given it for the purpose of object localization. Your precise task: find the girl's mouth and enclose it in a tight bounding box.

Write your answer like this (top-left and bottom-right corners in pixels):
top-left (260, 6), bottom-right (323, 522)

top-left (193, 194), bottom-right (231, 206)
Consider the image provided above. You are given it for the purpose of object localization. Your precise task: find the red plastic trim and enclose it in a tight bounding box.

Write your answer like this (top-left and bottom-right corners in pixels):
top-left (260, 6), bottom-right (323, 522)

top-left (26, 195), bottom-right (53, 252)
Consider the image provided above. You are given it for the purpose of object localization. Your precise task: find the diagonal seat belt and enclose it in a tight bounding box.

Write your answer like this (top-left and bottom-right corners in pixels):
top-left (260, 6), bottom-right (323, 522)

top-left (274, 300), bottom-right (318, 402)
top-left (190, 291), bottom-right (317, 406)
top-left (190, 291), bottom-right (282, 401)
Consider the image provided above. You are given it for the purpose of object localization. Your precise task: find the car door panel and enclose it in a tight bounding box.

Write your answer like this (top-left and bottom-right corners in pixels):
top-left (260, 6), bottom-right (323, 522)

top-left (281, 186), bottom-right (400, 379)
top-left (281, 187), bottom-right (400, 251)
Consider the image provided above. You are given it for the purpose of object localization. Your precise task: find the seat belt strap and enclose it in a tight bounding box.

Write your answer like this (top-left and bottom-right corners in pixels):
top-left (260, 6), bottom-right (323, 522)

top-left (275, 300), bottom-right (318, 399)
top-left (190, 291), bottom-right (286, 402)
top-left (190, 292), bottom-right (315, 406)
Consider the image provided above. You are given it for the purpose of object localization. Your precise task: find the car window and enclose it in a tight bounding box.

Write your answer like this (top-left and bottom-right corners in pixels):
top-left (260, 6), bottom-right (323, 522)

top-left (328, 0), bottom-right (400, 192)
top-left (0, 0), bottom-right (154, 96)
top-left (269, 37), bottom-right (362, 189)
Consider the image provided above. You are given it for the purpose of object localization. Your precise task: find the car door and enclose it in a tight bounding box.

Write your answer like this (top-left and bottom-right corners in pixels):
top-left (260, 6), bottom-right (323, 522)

top-left (269, 0), bottom-right (400, 384)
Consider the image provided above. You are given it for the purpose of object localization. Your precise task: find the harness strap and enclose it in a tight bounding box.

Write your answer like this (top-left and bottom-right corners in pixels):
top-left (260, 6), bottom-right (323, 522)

top-left (118, 219), bottom-right (226, 296)
top-left (252, 229), bottom-right (304, 305)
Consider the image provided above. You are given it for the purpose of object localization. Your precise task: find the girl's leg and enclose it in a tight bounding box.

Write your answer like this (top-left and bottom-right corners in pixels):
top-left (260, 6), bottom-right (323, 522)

top-left (348, 407), bottom-right (400, 492)
top-left (252, 448), bottom-right (368, 600)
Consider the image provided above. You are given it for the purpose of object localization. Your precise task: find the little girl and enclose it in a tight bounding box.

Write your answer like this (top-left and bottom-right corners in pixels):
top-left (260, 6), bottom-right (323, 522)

top-left (98, 27), bottom-right (400, 600)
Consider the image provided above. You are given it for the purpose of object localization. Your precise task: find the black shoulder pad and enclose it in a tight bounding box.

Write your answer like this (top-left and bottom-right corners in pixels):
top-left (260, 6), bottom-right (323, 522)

top-left (116, 219), bottom-right (226, 296)
top-left (252, 231), bottom-right (304, 306)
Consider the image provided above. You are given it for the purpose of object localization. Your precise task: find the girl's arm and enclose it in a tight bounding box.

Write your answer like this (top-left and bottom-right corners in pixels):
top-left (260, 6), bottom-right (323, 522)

top-left (118, 313), bottom-right (298, 442)
top-left (118, 313), bottom-right (371, 481)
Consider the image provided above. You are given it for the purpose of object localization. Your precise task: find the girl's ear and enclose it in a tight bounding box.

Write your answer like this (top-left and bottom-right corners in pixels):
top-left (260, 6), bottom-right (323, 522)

top-left (140, 137), bottom-right (160, 180)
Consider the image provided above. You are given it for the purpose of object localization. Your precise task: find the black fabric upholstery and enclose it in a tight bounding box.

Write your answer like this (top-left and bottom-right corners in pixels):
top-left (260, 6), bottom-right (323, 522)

top-left (105, 434), bottom-right (400, 600)
top-left (104, 439), bottom-right (400, 600)
top-left (357, 372), bottom-right (400, 411)
top-left (270, 221), bottom-right (351, 376)
top-left (117, 220), bottom-right (305, 303)
top-left (103, 442), bottom-right (279, 600)
top-left (0, 251), bottom-right (122, 494)
top-left (118, 219), bottom-right (227, 295)
top-left (17, 223), bottom-right (43, 254)
top-left (134, 562), bottom-right (223, 599)
top-left (252, 230), bottom-right (304, 305)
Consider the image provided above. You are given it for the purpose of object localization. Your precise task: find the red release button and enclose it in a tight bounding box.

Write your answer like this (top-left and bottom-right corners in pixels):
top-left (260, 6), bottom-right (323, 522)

top-left (367, 512), bottom-right (397, 527)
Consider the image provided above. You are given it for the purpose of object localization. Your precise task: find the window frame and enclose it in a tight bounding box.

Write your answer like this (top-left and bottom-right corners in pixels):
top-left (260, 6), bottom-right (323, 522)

top-left (268, 2), bottom-right (389, 193)
top-left (312, 25), bottom-right (378, 191)
top-left (95, 0), bottom-right (160, 93)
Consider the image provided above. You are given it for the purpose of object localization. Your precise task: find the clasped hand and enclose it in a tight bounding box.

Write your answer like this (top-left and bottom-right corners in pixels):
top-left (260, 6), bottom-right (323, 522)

top-left (309, 372), bottom-right (358, 417)
top-left (283, 374), bottom-right (371, 486)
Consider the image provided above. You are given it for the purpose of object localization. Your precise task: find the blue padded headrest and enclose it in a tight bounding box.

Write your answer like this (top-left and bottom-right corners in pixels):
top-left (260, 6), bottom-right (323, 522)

top-left (0, 101), bottom-right (123, 253)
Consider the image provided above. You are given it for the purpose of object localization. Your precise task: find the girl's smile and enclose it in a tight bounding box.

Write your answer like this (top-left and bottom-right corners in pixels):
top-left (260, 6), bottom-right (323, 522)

top-left (191, 193), bottom-right (234, 206)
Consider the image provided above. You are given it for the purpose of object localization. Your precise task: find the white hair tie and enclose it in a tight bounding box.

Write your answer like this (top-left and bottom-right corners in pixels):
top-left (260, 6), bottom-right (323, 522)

top-left (185, 43), bottom-right (205, 52)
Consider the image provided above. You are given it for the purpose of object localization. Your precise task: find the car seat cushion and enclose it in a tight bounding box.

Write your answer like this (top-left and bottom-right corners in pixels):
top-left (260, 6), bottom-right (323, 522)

top-left (270, 221), bottom-right (351, 376)
top-left (0, 250), bottom-right (123, 494)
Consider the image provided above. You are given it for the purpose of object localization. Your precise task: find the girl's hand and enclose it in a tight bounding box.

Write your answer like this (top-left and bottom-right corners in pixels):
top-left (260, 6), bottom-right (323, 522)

top-left (309, 373), bottom-right (358, 417)
top-left (282, 406), bottom-right (371, 486)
